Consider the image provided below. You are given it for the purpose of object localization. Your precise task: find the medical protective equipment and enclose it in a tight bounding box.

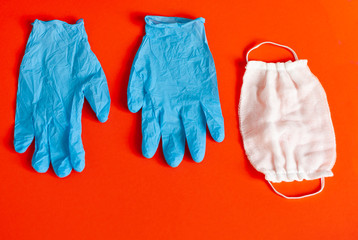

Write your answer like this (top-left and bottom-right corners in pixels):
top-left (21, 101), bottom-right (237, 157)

top-left (239, 42), bottom-right (336, 199)
top-left (128, 16), bottom-right (225, 167)
top-left (14, 19), bottom-right (110, 178)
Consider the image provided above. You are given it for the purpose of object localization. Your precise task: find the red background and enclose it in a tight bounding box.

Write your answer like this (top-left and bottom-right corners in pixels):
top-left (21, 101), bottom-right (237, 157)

top-left (1, 0), bottom-right (358, 239)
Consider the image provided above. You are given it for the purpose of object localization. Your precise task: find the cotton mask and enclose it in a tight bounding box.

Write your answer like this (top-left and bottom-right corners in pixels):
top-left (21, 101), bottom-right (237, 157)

top-left (239, 42), bottom-right (336, 199)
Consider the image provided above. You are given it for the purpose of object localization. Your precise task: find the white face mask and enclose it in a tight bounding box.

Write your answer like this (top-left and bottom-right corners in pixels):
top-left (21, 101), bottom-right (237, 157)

top-left (239, 42), bottom-right (336, 199)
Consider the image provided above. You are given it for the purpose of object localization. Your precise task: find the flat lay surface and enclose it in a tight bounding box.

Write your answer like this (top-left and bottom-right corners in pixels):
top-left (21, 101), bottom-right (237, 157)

top-left (0, 0), bottom-right (357, 239)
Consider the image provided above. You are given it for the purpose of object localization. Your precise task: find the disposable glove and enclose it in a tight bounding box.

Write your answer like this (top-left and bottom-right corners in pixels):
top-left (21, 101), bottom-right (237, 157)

top-left (14, 19), bottom-right (110, 177)
top-left (128, 16), bottom-right (224, 167)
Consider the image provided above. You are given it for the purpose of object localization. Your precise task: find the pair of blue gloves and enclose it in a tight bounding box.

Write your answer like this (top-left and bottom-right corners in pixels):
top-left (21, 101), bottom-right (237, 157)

top-left (14, 16), bottom-right (225, 177)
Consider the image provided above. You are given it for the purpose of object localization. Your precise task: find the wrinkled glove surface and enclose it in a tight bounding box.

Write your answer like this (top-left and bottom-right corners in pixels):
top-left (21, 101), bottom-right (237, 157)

top-left (14, 19), bottom-right (110, 177)
top-left (128, 16), bottom-right (224, 167)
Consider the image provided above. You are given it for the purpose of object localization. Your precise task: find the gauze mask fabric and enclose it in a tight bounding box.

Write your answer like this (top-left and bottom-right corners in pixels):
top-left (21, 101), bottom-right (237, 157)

top-left (239, 42), bottom-right (336, 199)
top-left (128, 16), bottom-right (225, 167)
top-left (14, 19), bottom-right (111, 178)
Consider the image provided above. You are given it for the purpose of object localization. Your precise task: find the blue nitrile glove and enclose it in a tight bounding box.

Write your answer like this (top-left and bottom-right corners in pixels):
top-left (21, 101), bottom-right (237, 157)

top-left (14, 19), bottom-right (110, 177)
top-left (128, 16), bottom-right (225, 167)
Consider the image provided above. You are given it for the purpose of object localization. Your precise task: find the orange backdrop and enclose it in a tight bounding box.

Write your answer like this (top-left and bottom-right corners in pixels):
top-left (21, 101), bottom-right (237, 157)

top-left (0, 0), bottom-right (357, 239)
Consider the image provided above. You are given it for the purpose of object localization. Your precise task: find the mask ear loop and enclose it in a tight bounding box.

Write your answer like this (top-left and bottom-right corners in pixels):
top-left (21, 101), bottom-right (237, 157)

top-left (246, 41), bottom-right (299, 62)
top-left (267, 178), bottom-right (325, 199)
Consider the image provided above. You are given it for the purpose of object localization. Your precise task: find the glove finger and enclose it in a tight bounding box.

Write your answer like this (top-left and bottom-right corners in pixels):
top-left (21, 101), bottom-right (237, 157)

top-left (141, 95), bottom-right (160, 158)
top-left (161, 113), bottom-right (185, 167)
top-left (128, 37), bottom-right (149, 113)
top-left (83, 75), bottom-right (111, 123)
top-left (83, 64), bottom-right (111, 123)
top-left (49, 124), bottom-right (72, 178)
top-left (75, 41), bottom-right (110, 123)
top-left (202, 101), bottom-right (225, 142)
top-left (14, 73), bottom-right (35, 153)
top-left (128, 70), bottom-right (144, 113)
top-left (69, 93), bottom-right (85, 172)
top-left (182, 103), bottom-right (206, 163)
top-left (32, 128), bottom-right (50, 173)
top-left (69, 128), bottom-right (85, 172)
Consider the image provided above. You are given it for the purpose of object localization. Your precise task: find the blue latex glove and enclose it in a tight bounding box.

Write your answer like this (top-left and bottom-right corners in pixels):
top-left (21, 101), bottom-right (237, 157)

top-left (14, 19), bottom-right (111, 177)
top-left (128, 16), bottom-right (225, 167)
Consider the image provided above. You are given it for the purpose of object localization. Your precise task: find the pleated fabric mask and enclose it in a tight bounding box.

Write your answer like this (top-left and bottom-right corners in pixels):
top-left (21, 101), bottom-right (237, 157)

top-left (239, 42), bottom-right (336, 199)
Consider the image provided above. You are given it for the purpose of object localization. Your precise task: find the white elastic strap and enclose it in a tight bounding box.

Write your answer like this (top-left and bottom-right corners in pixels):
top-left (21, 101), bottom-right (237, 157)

top-left (268, 177), bottom-right (325, 200)
top-left (246, 41), bottom-right (299, 62)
